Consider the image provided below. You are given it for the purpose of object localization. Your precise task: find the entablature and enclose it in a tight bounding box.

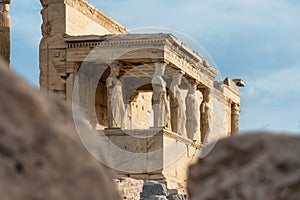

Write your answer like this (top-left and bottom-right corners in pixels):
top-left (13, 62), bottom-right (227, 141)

top-left (64, 33), bottom-right (219, 88)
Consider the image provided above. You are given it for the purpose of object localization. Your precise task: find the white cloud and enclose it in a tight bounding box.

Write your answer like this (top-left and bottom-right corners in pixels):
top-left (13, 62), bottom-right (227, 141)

top-left (91, 0), bottom-right (300, 36)
top-left (240, 65), bottom-right (300, 133)
top-left (245, 65), bottom-right (300, 101)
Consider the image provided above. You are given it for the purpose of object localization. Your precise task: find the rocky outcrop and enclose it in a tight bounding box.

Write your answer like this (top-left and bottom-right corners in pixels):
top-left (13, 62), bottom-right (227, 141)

top-left (188, 133), bottom-right (300, 200)
top-left (0, 62), bottom-right (120, 200)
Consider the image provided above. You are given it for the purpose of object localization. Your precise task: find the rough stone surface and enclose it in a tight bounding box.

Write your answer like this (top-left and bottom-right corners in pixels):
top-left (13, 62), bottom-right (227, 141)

top-left (188, 133), bottom-right (300, 200)
top-left (0, 62), bottom-right (120, 200)
top-left (115, 178), bottom-right (144, 200)
top-left (145, 195), bottom-right (168, 200)
top-left (167, 194), bottom-right (187, 200)
top-left (141, 181), bottom-right (168, 199)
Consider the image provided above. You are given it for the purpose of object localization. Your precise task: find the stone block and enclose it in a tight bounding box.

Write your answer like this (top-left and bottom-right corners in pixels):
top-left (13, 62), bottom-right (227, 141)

top-left (147, 135), bottom-right (163, 152)
top-left (115, 178), bottom-right (144, 200)
top-left (110, 148), bottom-right (147, 174)
top-left (130, 174), bottom-right (150, 180)
top-left (149, 174), bottom-right (165, 180)
top-left (141, 181), bottom-right (168, 199)
top-left (66, 5), bottom-right (111, 36)
top-left (45, 3), bottom-right (66, 36)
top-left (146, 149), bottom-right (164, 173)
top-left (109, 135), bottom-right (147, 153)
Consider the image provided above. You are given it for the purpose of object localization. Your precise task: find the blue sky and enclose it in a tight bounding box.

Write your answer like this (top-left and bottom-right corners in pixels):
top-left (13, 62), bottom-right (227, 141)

top-left (10, 0), bottom-right (300, 134)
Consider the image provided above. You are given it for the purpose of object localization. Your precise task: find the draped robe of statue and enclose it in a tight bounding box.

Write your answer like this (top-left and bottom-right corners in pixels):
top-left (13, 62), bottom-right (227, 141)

top-left (185, 84), bottom-right (201, 141)
top-left (107, 65), bottom-right (125, 128)
top-left (170, 73), bottom-right (186, 136)
top-left (201, 94), bottom-right (211, 143)
top-left (152, 63), bottom-right (170, 128)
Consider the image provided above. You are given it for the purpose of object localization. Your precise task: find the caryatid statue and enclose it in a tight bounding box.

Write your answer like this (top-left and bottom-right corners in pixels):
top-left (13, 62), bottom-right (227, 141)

top-left (185, 80), bottom-right (202, 141)
top-left (151, 62), bottom-right (170, 128)
top-left (106, 63), bottom-right (125, 128)
top-left (201, 90), bottom-right (211, 143)
top-left (170, 71), bottom-right (186, 136)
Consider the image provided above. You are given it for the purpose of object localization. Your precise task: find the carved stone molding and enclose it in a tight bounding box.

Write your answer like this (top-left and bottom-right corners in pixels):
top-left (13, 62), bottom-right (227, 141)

top-left (163, 129), bottom-right (201, 148)
top-left (65, 35), bottom-right (216, 88)
top-left (67, 39), bottom-right (166, 49)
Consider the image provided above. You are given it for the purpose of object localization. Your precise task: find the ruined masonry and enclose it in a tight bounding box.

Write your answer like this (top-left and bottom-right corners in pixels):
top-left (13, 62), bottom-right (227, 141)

top-left (38, 0), bottom-right (244, 195)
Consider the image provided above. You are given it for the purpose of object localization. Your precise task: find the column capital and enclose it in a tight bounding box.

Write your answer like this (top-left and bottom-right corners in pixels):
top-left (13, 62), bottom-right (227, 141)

top-left (154, 61), bottom-right (167, 68)
top-left (0, 0), bottom-right (11, 4)
top-left (186, 77), bottom-right (198, 86)
top-left (171, 69), bottom-right (185, 77)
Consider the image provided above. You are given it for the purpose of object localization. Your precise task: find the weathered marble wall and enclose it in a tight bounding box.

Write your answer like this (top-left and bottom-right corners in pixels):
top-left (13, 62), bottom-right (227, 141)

top-left (104, 128), bottom-right (199, 194)
top-left (66, 4), bottom-right (117, 36)
top-left (129, 92), bottom-right (152, 129)
top-left (39, 0), bottom-right (129, 94)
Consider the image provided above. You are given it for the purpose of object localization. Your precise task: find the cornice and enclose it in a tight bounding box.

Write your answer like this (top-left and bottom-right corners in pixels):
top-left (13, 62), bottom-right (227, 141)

top-left (64, 34), bottom-right (219, 85)
top-left (66, 37), bottom-right (166, 49)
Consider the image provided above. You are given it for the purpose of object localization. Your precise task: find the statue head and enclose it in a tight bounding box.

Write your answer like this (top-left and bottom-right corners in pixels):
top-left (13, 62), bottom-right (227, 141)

top-left (154, 62), bottom-right (166, 76)
top-left (188, 83), bottom-right (196, 94)
top-left (205, 89), bottom-right (211, 102)
top-left (110, 63), bottom-right (120, 77)
top-left (171, 71), bottom-right (183, 86)
top-left (187, 79), bottom-right (197, 94)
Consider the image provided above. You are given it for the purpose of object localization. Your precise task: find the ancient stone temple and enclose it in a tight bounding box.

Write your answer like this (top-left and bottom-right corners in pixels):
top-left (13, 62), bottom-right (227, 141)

top-left (0, 0), bottom-right (11, 64)
top-left (39, 0), bottom-right (244, 194)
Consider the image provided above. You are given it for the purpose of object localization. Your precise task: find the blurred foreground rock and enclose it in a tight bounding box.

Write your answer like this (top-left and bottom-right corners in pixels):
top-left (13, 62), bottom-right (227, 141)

top-left (188, 134), bottom-right (300, 200)
top-left (0, 63), bottom-right (120, 200)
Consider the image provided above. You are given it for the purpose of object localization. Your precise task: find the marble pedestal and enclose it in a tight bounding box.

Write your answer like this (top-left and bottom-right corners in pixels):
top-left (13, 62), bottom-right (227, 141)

top-left (102, 128), bottom-right (200, 194)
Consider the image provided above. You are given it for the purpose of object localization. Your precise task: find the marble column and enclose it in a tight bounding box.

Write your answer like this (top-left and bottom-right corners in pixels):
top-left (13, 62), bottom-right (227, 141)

top-left (0, 0), bottom-right (11, 65)
top-left (231, 103), bottom-right (240, 136)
